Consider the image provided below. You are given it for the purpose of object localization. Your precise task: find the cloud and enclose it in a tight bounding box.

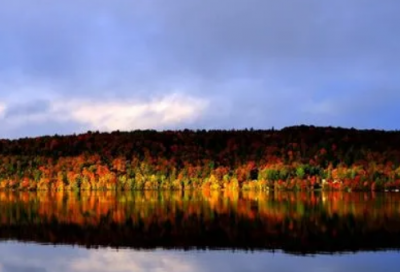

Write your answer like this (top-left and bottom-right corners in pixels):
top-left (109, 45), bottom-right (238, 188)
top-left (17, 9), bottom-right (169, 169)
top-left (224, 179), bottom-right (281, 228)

top-left (0, 0), bottom-right (400, 137)
top-left (0, 264), bottom-right (46, 272)
top-left (0, 92), bottom-right (208, 138)
top-left (52, 93), bottom-right (208, 131)
top-left (0, 103), bottom-right (6, 118)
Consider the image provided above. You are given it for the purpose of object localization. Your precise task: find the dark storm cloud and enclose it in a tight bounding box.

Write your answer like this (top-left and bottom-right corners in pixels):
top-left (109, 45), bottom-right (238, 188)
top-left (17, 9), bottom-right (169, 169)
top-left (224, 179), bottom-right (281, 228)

top-left (0, 0), bottom-right (399, 138)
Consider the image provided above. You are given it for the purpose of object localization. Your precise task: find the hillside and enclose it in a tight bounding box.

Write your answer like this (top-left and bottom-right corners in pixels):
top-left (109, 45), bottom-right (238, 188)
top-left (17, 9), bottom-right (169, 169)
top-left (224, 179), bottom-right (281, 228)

top-left (0, 126), bottom-right (399, 191)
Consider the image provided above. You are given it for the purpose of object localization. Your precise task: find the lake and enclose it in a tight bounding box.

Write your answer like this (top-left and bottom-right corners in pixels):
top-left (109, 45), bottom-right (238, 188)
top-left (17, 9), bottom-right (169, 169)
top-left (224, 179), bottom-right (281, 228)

top-left (0, 190), bottom-right (399, 271)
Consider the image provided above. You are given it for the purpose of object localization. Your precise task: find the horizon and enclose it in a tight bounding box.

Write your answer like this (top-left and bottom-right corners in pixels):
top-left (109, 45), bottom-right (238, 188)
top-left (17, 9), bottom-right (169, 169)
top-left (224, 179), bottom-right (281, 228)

top-left (2, 124), bottom-right (399, 141)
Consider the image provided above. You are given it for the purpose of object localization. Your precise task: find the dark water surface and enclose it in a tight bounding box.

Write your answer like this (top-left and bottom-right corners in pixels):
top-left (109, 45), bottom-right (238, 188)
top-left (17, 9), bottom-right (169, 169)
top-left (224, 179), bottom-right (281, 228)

top-left (0, 191), bottom-right (399, 271)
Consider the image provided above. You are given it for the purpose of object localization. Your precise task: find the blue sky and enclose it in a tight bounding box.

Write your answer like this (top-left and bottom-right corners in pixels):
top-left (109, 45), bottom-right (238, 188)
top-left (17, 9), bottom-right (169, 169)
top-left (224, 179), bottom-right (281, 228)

top-left (0, 0), bottom-right (399, 138)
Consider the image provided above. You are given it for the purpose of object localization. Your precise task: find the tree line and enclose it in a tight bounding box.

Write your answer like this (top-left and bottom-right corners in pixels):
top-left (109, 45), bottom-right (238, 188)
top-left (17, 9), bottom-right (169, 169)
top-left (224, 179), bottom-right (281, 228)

top-left (0, 125), bottom-right (400, 191)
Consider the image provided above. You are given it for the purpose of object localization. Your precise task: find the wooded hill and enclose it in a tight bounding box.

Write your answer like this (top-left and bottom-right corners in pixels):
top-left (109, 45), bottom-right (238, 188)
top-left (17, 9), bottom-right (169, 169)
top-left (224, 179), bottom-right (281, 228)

top-left (0, 125), bottom-right (399, 191)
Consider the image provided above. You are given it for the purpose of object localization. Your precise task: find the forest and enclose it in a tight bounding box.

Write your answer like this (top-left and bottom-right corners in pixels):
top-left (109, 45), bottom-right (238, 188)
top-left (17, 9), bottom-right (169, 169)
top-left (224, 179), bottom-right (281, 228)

top-left (0, 125), bottom-right (400, 191)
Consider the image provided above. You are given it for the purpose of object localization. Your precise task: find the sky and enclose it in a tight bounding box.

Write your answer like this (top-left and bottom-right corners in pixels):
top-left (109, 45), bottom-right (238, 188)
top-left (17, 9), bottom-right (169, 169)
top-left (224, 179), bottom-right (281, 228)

top-left (0, 0), bottom-right (399, 138)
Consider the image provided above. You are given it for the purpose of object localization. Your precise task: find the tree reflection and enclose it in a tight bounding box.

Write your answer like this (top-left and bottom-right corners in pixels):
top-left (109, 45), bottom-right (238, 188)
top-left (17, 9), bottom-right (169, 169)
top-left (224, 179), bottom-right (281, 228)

top-left (0, 191), bottom-right (400, 254)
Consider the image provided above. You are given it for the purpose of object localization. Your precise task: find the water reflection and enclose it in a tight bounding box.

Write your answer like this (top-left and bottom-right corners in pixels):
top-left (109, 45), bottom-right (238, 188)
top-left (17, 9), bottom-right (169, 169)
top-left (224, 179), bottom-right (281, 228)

top-left (0, 243), bottom-right (399, 272)
top-left (0, 191), bottom-right (400, 254)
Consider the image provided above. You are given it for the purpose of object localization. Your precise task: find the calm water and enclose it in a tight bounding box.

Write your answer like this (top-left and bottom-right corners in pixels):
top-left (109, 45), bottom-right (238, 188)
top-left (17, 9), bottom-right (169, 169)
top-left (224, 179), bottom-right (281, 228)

top-left (0, 191), bottom-right (399, 271)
